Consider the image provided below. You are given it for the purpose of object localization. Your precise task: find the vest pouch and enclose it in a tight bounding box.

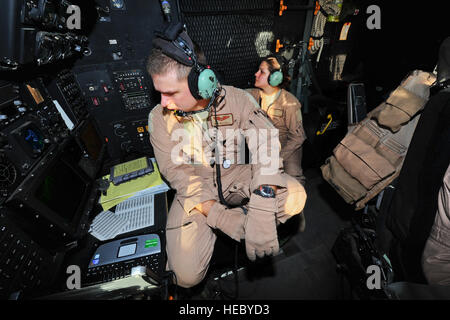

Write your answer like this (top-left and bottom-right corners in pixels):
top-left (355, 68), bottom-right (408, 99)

top-left (321, 156), bottom-right (367, 204)
top-left (334, 133), bottom-right (396, 189)
top-left (373, 86), bottom-right (427, 132)
top-left (352, 119), bottom-right (386, 147)
top-left (375, 137), bottom-right (407, 167)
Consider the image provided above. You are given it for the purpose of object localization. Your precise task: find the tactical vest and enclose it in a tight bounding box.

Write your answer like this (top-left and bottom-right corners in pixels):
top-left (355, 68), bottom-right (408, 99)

top-left (321, 70), bottom-right (436, 210)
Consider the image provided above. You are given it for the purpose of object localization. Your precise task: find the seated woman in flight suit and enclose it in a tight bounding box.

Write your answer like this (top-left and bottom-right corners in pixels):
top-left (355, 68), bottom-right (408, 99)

top-left (247, 56), bottom-right (307, 187)
top-left (247, 56), bottom-right (307, 234)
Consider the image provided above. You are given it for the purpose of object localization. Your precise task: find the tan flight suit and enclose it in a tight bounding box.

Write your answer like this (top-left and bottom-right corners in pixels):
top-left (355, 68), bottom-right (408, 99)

top-left (148, 85), bottom-right (306, 288)
top-left (422, 164), bottom-right (450, 285)
top-left (247, 88), bottom-right (306, 186)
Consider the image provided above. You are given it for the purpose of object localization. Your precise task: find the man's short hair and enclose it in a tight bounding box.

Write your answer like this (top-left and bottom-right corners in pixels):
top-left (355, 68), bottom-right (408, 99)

top-left (147, 41), bottom-right (207, 80)
top-left (147, 48), bottom-right (192, 80)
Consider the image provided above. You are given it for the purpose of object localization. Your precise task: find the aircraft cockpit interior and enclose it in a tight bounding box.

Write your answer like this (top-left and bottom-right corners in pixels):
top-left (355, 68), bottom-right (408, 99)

top-left (0, 0), bottom-right (449, 306)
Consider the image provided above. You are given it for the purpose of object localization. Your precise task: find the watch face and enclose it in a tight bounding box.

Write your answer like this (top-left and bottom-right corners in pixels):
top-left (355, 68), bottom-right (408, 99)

top-left (111, 0), bottom-right (124, 9)
top-left (261, 186), bottom-right (275, 197)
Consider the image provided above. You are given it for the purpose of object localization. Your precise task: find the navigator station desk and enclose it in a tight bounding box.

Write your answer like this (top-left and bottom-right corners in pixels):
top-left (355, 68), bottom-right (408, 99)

top-left (43, 158), bottom-right (169, 300)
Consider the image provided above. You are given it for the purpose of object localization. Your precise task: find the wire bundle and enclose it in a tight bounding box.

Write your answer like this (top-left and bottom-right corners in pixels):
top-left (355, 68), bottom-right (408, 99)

top-left (309, 0), bottom-right (342, 57)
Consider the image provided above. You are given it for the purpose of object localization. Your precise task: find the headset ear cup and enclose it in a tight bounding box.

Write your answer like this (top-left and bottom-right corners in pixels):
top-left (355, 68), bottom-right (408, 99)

top-left (197, 68), bottom-right (217, 99)
top-left (188, 67), bottom-right (218, 100)
top-left (269, 70), bottom-right (283, 87)
top-left (188, 68), bottom-right (202, 100)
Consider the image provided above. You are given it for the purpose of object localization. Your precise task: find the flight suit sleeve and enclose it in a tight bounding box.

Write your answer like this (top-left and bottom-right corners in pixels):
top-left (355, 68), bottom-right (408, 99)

top-left (245, 88), bottom-right (260, 103)
top-left (281, 101), bottom-right (306, 161)
top-left (148, 108), bottom-right (217, 214)
top-left (240, 91), bottom-right (286, 191)
top-left (422, 165), bottom-right (450, 285)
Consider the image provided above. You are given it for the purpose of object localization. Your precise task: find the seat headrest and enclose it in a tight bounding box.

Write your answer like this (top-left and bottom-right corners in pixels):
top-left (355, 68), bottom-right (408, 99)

top-left (437, 37), bottom-right (450, 85)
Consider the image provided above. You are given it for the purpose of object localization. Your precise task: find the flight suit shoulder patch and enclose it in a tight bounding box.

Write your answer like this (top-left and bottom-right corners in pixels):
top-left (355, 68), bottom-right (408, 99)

top-left (296, 108), bottom-right (303, 122)
top-left (147, 112), bottom-right (154, 134)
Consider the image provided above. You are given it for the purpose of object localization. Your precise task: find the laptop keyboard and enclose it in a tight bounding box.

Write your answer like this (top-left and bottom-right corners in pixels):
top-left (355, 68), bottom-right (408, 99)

top-left (83, 252), bottom-right (162, 287)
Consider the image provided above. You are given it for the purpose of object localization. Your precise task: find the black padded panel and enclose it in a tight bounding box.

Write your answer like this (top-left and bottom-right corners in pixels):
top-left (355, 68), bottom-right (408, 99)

top-left (180, 0), bottom-right (274, 13)
top-left (179, 0), bottom-right (276, 88)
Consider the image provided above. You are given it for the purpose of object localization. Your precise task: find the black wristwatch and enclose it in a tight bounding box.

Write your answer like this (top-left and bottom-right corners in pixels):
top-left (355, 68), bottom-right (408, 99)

top-left (253, 185), bottom-right (276, 198)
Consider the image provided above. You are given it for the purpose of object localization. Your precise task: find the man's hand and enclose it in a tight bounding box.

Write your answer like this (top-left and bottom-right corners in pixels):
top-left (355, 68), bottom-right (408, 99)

top-left (195, 200), bottom-right (217, 217)
top-left (244, 194), bottom-right (279, 261)
top-left (206, 202), bottom-right (246, 241)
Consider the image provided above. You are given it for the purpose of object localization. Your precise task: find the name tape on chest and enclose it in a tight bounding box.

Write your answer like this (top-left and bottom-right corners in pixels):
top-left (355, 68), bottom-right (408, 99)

top-left (210, 113), bottom-right (234, 126)
top-left (268, 108), bottom-right (283, 117)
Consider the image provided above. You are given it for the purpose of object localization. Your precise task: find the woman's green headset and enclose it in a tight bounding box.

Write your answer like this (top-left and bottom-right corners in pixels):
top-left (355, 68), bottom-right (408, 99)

top-left (153, 23), bottom-right (218, 100)
top-left (267, 55), bottom-right (284, 87)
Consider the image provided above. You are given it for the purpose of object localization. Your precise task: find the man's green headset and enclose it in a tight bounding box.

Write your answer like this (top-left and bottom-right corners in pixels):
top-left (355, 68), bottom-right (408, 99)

top-left (153, 23), bottom-right (240, 209)
top-left (152, 22), bottom-right (219, 101)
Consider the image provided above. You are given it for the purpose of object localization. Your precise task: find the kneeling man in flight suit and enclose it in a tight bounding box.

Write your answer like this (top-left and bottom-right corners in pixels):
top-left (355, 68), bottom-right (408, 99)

top-left (147, 23), bottom-right (307, 288)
